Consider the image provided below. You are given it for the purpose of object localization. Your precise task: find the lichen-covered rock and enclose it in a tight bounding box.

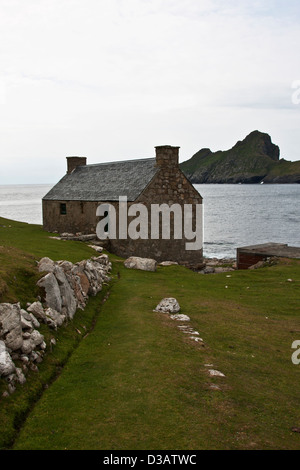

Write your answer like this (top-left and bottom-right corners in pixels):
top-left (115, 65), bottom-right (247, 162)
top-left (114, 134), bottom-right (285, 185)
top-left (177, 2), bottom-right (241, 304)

top-left (153, 298), bottom-right (181, 314)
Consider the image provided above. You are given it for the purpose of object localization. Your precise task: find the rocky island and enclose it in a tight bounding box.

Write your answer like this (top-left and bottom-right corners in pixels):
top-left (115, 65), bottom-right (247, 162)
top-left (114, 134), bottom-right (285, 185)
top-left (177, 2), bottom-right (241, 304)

top-left (180, 130), bottom-right (300, 184)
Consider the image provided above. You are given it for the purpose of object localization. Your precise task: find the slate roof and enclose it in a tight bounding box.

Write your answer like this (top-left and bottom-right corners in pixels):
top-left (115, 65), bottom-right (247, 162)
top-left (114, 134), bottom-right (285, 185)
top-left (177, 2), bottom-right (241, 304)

top-left (43, 158), bottom-right (159, 202)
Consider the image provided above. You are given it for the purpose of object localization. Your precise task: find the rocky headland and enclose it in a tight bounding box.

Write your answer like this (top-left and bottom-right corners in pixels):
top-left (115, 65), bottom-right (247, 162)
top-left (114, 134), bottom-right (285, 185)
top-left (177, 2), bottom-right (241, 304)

top-left (180, 130), bottom-right (300, 184)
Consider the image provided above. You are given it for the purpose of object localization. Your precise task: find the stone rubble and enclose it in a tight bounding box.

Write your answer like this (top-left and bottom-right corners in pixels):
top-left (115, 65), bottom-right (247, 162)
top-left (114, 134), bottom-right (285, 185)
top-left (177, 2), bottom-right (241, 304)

top-left (0, 253), bottom-right (111, 396)
top-left (199, 257), bottom-right (236, 274)
top-left (154, 298), bottom-right (227, 386)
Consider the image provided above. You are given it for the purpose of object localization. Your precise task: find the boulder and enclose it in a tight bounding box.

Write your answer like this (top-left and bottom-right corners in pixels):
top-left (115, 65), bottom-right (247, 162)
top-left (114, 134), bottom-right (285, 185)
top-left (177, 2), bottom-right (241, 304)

top-left (153, 298), bottom-right (181, 314)
top-left (37, 257), bottom-right (56, 273)
top-left (0, 340), bottom-right (16, 377)
top-left (37, 272), bottom-right (62, 313)
top-left (44, 308), bottom-right (66, 329)
top-left (21, 309), bottom-right (40, 329)
top-left (27, 301), bottom-right (46, 321)
top-left (208, 369), bottom-right (226, 377)
top-left (20, 313), bottom-right (34, 331)
top-left (57, 260), bottom-right (73, 272)
top-left (0, 303), bottom-right (23, 351)
top-left (124, 256), bottom-right (157, 272)
top-left (53, 266), bottom-right (77, 319)
top-left (21, 329), bottom-right (44, 355)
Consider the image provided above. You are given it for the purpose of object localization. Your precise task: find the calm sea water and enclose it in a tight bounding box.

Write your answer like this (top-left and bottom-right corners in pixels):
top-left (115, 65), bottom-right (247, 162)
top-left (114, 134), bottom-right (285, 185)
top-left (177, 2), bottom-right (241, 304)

top-left (0, 183), bottom-right (299, 259)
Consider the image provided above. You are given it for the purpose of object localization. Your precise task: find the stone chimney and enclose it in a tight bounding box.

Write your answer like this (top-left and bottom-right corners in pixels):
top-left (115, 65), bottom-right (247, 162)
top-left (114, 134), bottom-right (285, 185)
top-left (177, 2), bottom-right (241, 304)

top-left (66, 156), bottom-right (87, 174)
top-left (155, 145), bottom-right (179, 169)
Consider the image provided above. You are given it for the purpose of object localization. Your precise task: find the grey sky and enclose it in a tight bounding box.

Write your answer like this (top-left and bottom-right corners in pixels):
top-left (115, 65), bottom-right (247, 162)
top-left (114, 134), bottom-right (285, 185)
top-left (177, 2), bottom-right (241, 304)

top-left (0, 0), bottom-right (300, 184)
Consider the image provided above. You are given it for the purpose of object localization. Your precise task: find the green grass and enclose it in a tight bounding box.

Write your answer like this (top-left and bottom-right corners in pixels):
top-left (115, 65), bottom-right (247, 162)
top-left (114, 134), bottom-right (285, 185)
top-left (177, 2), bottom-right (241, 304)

top-left (0, 217), bottom-right (96, 304)
top-left (1, 217), bottom-right (300, 449)
top-left (0, 217), bottom-right (109, 448)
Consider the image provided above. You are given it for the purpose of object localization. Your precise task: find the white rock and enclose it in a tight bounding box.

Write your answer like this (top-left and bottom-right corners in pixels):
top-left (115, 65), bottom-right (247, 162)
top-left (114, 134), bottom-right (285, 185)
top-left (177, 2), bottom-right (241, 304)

top-left (21, 339), bottom-right (35, 355)
top-left (30, 329), bottom-right (44, 346)
top-left (37, 257), bottom-right (56, 273)
top-left (124, 256), bottom-right (157, 272)
top-left (27, 301), bottom-right (45, 321)
top-left (208, 369), bottom-right (226, 377)
top-left (20, 314), bottom-right (33, 331)
top-left (189, 336), bottom-right (204, 342)
top-left (154, 298), bottom-right (180, 314)
top-left (40, 341), bottom-right (47, 350)
top-left (21, 309), bottom-right (40, 329)
top-left (160, 261), bottom-right (178, 266)
top-left (88, 245), bottom-right (103, 253)
top-left (170, 314), bottom-right (190, 322)
top-left (37, 272), bottom-right (62, 313)
top-left (54, 266), bottom-right (77, 319)
top-left (21, 329), bottom-right (44, 355)
top-left (0, 341), bottom-right (16, 377)
top-left (57, 260), bottom-right (73, 272)
top-left (209, 384), bottom-right (221, 391)
top-left (0, 303), bottom-right (23, 351)
top-left (15, 367), bottom-right (26, 385)
top-left (44, 307), bottom-right (66, 328)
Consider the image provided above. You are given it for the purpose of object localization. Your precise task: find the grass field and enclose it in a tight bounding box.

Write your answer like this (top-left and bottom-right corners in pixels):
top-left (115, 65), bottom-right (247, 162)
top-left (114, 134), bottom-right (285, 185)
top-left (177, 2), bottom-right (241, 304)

top-left (0, 217), bottom-right (300, 449)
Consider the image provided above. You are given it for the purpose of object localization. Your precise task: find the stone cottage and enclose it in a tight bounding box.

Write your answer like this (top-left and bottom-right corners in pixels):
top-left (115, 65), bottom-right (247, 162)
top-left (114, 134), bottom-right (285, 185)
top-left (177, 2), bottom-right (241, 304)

top-left (42, 145), bottom-right (203, 266)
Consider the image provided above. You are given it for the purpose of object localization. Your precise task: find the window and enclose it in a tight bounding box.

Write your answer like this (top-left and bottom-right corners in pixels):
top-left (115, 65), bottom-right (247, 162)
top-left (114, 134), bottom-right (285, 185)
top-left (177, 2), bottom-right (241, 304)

top-left (60, 203), bottom-right (67, 215)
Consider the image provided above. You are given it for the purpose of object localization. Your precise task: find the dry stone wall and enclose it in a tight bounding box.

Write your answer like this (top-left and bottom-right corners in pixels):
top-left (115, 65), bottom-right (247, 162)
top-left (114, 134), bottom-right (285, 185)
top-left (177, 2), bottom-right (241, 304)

top-left (0, 253), bottom-right (111, 396)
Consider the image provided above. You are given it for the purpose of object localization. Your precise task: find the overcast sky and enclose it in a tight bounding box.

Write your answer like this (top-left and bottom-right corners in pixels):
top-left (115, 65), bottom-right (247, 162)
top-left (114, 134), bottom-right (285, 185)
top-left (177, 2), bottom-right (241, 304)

top-left (1, 0), bottom-right (300, 184)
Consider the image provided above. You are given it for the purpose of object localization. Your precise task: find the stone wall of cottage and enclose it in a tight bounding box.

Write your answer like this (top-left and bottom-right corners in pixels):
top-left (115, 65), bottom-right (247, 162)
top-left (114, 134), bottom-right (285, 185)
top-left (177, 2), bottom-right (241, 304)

top-left (43, 199), bottom-right (102, 234)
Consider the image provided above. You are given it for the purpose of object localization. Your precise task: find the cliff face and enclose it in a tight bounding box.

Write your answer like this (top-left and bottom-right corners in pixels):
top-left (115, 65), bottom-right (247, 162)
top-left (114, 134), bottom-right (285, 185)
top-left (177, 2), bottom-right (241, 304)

top-left (180, 131), bottom-right (300, 184)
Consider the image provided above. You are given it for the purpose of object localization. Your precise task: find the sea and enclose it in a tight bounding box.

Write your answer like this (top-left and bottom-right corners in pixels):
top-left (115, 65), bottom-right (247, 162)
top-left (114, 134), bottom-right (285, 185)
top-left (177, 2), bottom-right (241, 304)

top-left (0, 183), bottom-right (299, 259)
